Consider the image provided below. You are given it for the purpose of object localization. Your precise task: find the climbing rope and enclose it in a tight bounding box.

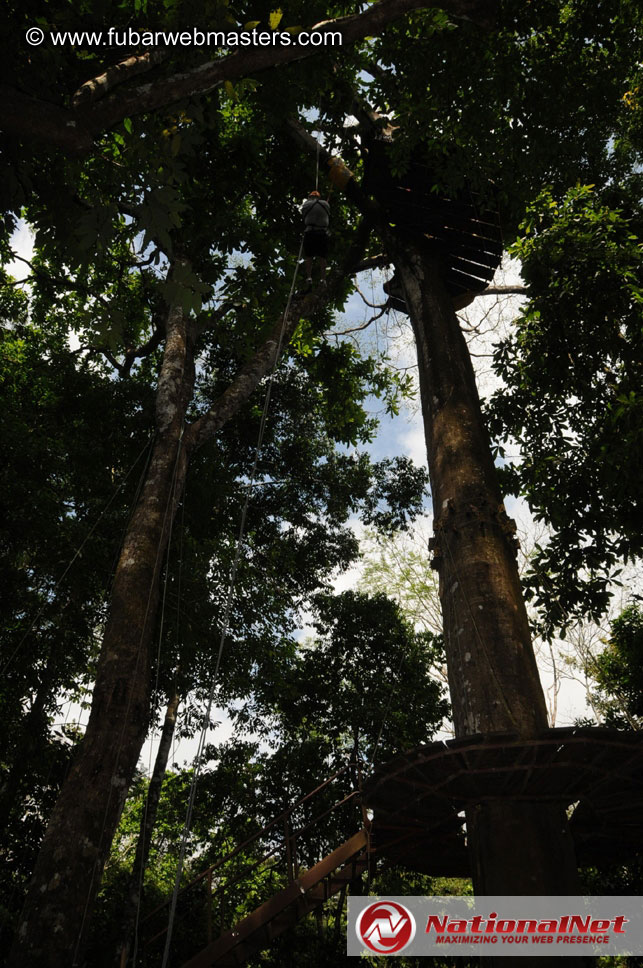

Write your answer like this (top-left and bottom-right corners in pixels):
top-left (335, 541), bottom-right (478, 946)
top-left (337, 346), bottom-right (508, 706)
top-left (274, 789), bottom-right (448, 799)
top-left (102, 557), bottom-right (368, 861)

top-left (129, 468), bottom-right (187, 968)
top-left (315, 132), bottom-right (320, 192)
top-left (72, 432), bottom-right (185, 968)
top-left (160, 239), bottom-right (305, 968)
top-left (314, 106), bottom-right (322, 191)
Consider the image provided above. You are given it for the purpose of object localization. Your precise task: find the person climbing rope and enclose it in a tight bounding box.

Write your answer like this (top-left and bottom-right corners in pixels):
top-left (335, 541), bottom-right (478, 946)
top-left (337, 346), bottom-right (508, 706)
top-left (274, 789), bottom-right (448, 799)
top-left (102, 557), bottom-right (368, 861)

top-left (300, 190), bottom-right (330, 287)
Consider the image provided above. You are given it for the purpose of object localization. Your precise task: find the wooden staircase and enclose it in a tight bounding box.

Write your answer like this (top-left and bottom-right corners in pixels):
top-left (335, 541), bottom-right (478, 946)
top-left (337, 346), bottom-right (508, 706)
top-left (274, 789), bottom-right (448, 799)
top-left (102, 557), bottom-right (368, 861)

top-left (180, 828), bottom-right (369, 968)
top-left (141, 764), bottom-right (370, 967)
top-left (143, 733), bottom-right (643, 967)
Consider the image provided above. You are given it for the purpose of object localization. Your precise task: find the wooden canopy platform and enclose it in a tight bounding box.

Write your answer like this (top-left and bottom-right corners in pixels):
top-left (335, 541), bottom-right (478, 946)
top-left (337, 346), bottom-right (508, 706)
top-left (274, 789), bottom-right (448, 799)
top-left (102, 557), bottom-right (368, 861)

top-left (364, 727), bottom-right (643, 875)
top-left (382, 184), bottom-right (503, 299)
top-left (147, 729), bottom-right (643, 966)
top-left (365, 145), bottom-right (505, 307)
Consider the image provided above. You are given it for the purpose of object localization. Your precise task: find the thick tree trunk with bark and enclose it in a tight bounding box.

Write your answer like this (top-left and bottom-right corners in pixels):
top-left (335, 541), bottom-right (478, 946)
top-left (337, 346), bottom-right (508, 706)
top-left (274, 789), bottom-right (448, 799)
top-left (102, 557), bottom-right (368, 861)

top-left (9, 255), bottom-right (339, 967)
top-left (115, 688), bottom-right (181, 968)
top-left (9, 301), bottom-right (195, 968)
top-left (392, 242), bottom-right (546, 736)
top-left (390, 239), bottom-right (591, 964)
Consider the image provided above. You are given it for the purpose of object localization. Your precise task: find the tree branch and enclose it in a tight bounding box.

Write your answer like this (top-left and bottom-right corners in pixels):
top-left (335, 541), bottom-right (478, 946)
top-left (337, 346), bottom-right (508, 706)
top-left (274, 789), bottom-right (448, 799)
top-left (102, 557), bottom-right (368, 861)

top-left (7, 251), bottom-right (167, 376)
top-left (88, 0), bottom-right (497, 133)
top-left (121, 321), bottom-right (165, 375)
top-left (1, 0), bottom-right (497, 151)
top-left (183, 286), bottom-right (314, 451)
top-left (350, 254), bottom-right (390, 274)
top-left (72, 50), bottom-right (170, 107)
top-left (101, 347), bottom-right (127, 376)
top-left (355, 284), bottom-right (387, 309)
top-left (6, 253), bottom-right (112, 310)
top-left (478, 285), bottom-right (527, 295)
top-left (328, 307), bottom-right (388, 336)
top-left (0, 84), bottom-right (93, 153)
top-left (185, 215), bottom-right (373, 451)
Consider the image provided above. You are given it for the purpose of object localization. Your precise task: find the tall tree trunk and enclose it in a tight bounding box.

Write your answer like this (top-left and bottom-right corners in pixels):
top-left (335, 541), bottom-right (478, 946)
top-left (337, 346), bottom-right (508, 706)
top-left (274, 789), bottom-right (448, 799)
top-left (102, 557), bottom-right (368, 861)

top-left (391, 240), bottom-right (591, 965)
top-left (115, 688), bottom-right (181, 968)
top-left (8, 254), bottom-right (330, 968)
top-left (392, 243), bottom-right (546, 736)
top-left (9, 298), bottom-right (195, 968)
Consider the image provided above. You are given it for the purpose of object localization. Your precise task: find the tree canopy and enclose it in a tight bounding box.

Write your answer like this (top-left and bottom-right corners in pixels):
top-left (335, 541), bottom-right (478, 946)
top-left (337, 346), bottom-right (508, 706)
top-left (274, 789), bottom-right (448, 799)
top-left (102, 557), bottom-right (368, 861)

top-left (3, 0), bottom-right (643, 962)
top-left (488, 182), bottom-right (643, 634)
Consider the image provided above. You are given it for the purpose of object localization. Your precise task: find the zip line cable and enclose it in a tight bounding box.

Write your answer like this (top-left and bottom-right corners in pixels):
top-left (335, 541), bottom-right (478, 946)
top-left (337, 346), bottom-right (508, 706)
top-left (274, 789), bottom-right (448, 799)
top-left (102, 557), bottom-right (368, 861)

top-left (130, 470), bottom-right (186, 968)
top-left (160, 238), bottom-right (305, 968)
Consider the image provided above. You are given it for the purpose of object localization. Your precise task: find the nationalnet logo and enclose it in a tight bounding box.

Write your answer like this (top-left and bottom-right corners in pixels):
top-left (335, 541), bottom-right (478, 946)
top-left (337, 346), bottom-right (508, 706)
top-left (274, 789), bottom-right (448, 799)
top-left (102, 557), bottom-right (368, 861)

top-left (355, 901), bottom-right (416, 954)
top-left (426, 911), bottom-right (628, 947)
top-left (348, 896), bottom-right (643, 958)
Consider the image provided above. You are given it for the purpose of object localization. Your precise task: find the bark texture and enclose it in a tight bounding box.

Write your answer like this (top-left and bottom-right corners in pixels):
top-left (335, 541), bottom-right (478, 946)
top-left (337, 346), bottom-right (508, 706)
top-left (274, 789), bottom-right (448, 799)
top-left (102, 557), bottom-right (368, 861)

top-left (9, 300), bottom-right (194, 968)
top-left (393, 243), bottom-right (545, 737)
top-left (391, 239), bottom-right (591, 965)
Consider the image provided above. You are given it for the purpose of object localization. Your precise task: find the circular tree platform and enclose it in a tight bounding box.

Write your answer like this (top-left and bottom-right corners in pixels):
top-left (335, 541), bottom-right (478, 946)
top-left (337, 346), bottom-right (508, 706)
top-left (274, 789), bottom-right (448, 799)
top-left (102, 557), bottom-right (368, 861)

top-left (365, 727), bottom-right (643, 876)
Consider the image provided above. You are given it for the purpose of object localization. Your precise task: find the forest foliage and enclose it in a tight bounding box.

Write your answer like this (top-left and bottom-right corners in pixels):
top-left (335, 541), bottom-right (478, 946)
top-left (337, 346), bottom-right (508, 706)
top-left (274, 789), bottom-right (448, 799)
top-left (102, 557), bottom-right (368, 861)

top-left (2, 0), bottom-right (643, 963)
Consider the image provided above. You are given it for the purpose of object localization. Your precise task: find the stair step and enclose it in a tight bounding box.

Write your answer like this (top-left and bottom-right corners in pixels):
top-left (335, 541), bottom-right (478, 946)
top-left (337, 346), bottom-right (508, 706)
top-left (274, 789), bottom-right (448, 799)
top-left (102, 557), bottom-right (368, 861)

top-left (180, 830), bottom-right (369, 968)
